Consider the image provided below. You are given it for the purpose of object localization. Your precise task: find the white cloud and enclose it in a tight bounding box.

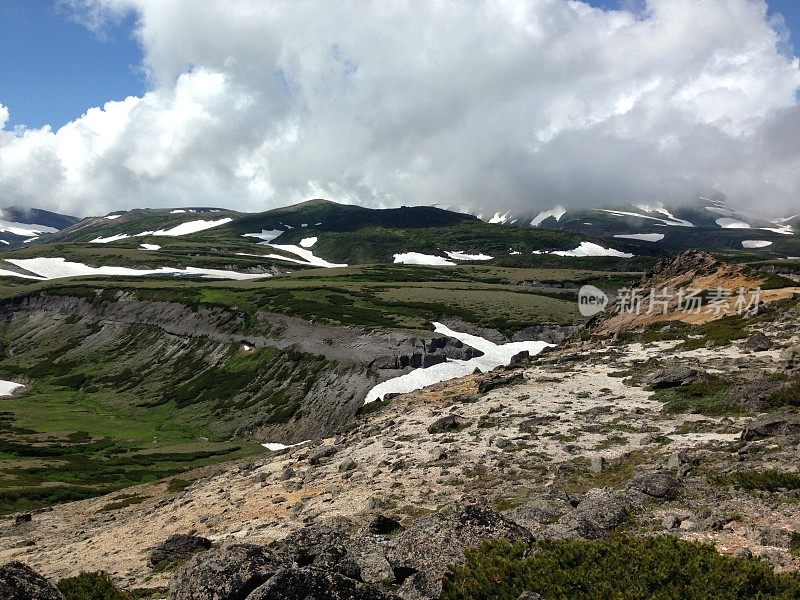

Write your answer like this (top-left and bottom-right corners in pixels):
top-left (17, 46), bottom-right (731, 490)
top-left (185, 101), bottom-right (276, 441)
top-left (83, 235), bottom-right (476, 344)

top-left (1, 0), bottom-right (799, 216)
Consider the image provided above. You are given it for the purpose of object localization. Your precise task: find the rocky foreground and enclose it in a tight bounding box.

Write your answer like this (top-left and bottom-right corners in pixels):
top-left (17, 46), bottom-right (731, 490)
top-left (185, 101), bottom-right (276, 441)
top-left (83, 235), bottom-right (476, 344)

top-left (2, 287), bottom-right (800, 598)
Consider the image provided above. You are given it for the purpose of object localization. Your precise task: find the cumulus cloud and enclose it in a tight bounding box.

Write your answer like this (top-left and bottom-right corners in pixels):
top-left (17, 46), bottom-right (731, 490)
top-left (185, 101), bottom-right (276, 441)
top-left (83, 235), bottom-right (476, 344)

top-left (1, 0), bottom-right (799, 216)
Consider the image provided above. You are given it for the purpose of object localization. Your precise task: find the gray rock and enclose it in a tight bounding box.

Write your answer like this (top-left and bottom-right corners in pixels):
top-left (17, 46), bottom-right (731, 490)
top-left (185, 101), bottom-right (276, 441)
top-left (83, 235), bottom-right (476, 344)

top-left (148, 533), bottom-right (212, 569)
top-left (662, 515), bottom-right (681, 529)
top-left (755, 527), bottom-right (794, 548)
top-left (628, 470), bottom-right (680, 500)
top-left (0, 562), bottom-right (64, 600)
top-left (645, 366), bottom-right (706, 389)
top-left (590, 456), bottom-right (605, 473)
top-left (270, 526), bottom-right (361, 581)
top-left (308, 446), bottom-right (339, 465)
top-left (741, 332), bottom-right (772, 352)
top-left (170, 544), bottom-right (290, 600)
top-left (386, 504), bottom-right (532, 598)
top-left (735, 547), bottom-right (753, 560)
top-left (426, 415), bottom-right (470, 434)
top-left (518, 593), bottom-right (544, 600)
top-left (368, 515), bottom-right (403, 535)
top-left (247, 567), bottom-right (397, 599)
top-left (742, 414), bottom-right (800, 441)
top-left (548, 489), bottom-right (631, 540)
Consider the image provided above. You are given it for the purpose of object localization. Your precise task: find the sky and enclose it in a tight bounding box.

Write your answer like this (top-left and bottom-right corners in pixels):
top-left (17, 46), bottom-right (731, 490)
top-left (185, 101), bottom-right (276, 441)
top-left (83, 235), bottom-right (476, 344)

top-left (1, 0), bottom-right (800, 217)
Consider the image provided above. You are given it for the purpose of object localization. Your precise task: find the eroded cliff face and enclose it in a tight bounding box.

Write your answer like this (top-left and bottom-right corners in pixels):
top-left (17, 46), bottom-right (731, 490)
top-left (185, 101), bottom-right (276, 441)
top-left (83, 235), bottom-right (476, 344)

top-left (0, 290), bottom-right (486, 442)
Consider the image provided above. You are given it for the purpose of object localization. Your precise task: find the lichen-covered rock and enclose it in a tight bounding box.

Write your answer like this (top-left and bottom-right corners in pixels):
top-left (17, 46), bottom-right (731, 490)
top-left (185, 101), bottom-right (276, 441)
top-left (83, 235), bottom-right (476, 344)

top-left (148, 533), bottom-right (212, 569)
top-left (170, 544), bottom-right (291, 600)
top-left (246, 567), bottom-right (397, 599)
top-left (742, 413), bottom-right (800, 441)
top-left (386, 504), bottom-right (532, 598)
top-left (0, 562), bottom-right (64, 600)
top-left (628, 470), bottom-right (681, 500)
top-left (645, 366), bottom-right (706, 389)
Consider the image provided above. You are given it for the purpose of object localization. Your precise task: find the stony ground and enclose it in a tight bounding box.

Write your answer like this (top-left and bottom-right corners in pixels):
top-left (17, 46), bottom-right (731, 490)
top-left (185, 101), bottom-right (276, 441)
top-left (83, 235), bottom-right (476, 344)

top-left (3, 310), bottom-right (800, 597)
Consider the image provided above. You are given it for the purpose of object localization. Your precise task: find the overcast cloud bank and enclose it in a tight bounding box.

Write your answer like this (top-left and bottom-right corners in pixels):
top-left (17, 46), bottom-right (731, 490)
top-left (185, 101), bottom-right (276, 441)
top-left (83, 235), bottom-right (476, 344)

top-left (1, 0), bottom-right (799, 216)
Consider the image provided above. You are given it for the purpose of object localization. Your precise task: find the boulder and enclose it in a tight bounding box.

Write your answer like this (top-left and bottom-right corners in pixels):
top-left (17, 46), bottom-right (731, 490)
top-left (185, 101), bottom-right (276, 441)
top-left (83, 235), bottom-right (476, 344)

top-left (246, 567), bottom-right (397, 600)
top-left (741, 332), bottom-right (772, 352)
top-left (368, 515), bottom-right (403, 535)
top-left (546, 489), bottom-right (631, 540)
top-left (644, 366), bottom-right (706, 389)
top-left (478, 373), bottom-right (523, 394)
top-left (270, 526), bottom-right (361, 580)
top-left (627, 470), bottom-right (680, 500)
top-left (426, 415), bottom-right (470, 434)
top-left (0, 562), bottom-right (64, 600)
top-left (741, 414), bottom-right (800, 441)
top-left (386, 504), bottom-right (532, 598)
top-left (308, 445), bottom-right (339, 465)
top-left (148, 533), bottom-right (212, 569)
top-left (170, 544), bottom-right (291, 600)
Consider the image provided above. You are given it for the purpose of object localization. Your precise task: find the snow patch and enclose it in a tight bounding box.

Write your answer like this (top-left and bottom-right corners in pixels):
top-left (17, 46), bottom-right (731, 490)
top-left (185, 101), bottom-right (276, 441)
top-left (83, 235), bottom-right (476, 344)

top-left (548, 242), bottom-right (634, 258)
top-left (364, 322), bottom-right (553, 403)
top-left (267, 244), bottom-right (347, 268)
top-left (488, 212), bottom-right (510, 224)
top-left (716, 218), bottom-right (751, 229)
top-left (741, 240), bottom-right (773, 249)
top-left (444, 251), bottom-right (493, 261)
top-left (139, 244), bottom-right (161, 250)
top-left (300, 237), bottom-right (318, 248)
top-left (170, 209), bottom-right (186, 214)
top-left (600, 209), bottom-right (694, 227)
top-left (530, 206), bottom-right (566, 227)
top-left (104, 214), bottom-right (122, 220)
top-left (242, 230), bottom-right (283, 243)
top-left (138, 217), bottom-right (232, 237)
top-left (4, 258), bottom-right (269, 281)
top-left (262, 441), bottom-right (308, 451)
top-left (393, 253), bottom-right (456, 266)
top-left (90, 233), bottom-right (131, 244)
top-left (0, 380), bottom-right (24, 397)
top-left (613, 233), bottom-right (665, 242)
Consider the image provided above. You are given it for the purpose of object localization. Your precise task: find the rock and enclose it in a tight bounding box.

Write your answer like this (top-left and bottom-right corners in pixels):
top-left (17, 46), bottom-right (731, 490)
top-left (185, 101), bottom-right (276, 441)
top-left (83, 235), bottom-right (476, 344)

top-left (368, 515), bottom-right (403, 535)
top-left (662, 515), bottom-right (681, 529)
top-left (170, 544), bottom-right (290, 600)
top-left (627, 470), bottom-right (680, 500)
top-left (741, 332), bottom-right (772, 352)
top-left (590, 456), bottom-right (605, 473)
top-left (13, 513), bottom-right (32, 525)
top-left (645, 366), bottom-right (706, 389)
top-left (548, 489), bottom-right (631, 540)
top-left (386, 504), bottom-right (532, 598)
top-left (426, 415), bottom-right (470, 434)
top-left (148, 533), bottom-right (212, 569)
top-left (780, 346), bottom-right (800, 370)
top-left (278, 466), bottom-right (295, 480)
top-left (431, 448), bottom-right (448, 462)
top-left (735, 547), bottom-right (753, 560)
top-left (0, 562), bottom-right (64, 600)
top-left (308, 446), bottom-right (339, 465)
top-left (755, 527), bottom-right (794, 548)
top-left (339, 458), bottom-right (358, 473)
top-left (270, 526), bottom-right (361, 581)
top-left (478, 373), bottom-right (523, 394)
top-left (518, 593), bottom-right (544, 600)
top-left (742, 414), bottom-right (800, 441)
top-left (247, 567), bottom-right (398, 600)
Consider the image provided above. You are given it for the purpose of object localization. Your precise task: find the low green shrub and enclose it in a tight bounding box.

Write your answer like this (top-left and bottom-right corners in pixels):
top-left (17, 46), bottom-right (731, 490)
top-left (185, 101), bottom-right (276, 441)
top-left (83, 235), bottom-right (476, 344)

top-left (441, 537), bottom-right (800, 600)
top-left (57, 571), bottom-right (131, 600)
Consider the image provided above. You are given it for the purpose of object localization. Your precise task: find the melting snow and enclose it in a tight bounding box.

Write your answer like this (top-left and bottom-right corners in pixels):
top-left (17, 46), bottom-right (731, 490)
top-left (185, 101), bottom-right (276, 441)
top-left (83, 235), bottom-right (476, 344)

top-left (530, 206), bottom-right (566, 227)
top-left (140, 244), bottom-right (161, 250)
top-left (242, 230), bottom-right (283, 242)
top-left (138, 217), bottom-right (232, 237)
top-left (262, 440), bottom-right (309, 451)
top-left (742, 241), bottom-right (773, 249)
top-left (761, 225), bottom-right (794, 235)
top-left (716, 218), bottom-right (751, 229)
top-left (549, 242), bottom-right (634, 258)
top-left (90, 233), bottom-right (131, 244)
top-left (613, 233), bottom-right (665, 242)
top-left (364, 322), bottom-right (553, 404)
top-left (0, 380), bottom-right (24, 397)
top-left (23, 237), bottom-right (38, 243)
top-left (300, 237), bottom-right (318, 248)
top-left (266, 244), bottom-right (347, 268)
top-left (104, 214), bottom-right (122, 220)
top-left (170, 209), bottom-right (186, 214)
top-left (393, 253), bottom-right (456, 266)
top-left (444, 251), bottom-right (494, 261)
top-left (0, 215), bottom-right (58, 237)
top-left (3, 258), bottom-right (269, 281)
top-left (488, 212), bottom-right (510, 224)
top-left (600, 209), bottom-right (694, 227)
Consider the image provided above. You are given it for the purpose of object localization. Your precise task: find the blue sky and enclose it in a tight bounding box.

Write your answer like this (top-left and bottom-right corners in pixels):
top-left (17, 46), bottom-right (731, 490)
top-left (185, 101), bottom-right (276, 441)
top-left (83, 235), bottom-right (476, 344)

top-left (0, 0), bottom-right (798, 130)
top-left (0, 0), bottom-right (144, 129)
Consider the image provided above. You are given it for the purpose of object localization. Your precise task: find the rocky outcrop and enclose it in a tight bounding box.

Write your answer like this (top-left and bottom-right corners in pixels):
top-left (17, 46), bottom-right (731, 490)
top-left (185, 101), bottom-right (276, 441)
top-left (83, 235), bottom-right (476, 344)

top-left (247, 567), bottom-right (397, 600)
top-left (645, 367), bottom-right (706, 389)
top-left (170, 545), bottom-right (291, 600)
top-left (741, 414), bottom-right (800, 441)
top-left (148, 534), bottom-right (212, 569)
top-left (0, 562), bottom-right (64, 600)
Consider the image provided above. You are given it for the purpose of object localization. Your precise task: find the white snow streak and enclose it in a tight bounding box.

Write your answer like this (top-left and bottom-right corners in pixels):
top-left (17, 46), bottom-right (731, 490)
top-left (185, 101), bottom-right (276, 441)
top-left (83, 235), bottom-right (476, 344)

top-left (300, 237), bottom-right (318, 248)
top-left (3, 258), bottom-right (269, 280)
top-left (364, 322), bottom-right (552, 404)
top-left (444, 251), bottom-right (494, 261)
top-left (741, 240), bottom-right (773, 249)
top-left (531, 206), bottom-right (566, 227)
top-left (613, 233), bottom-right (665, 242)
top-left (0, 380), bottom-right (24, 397)
top-left (393, 253), bottom-right (456, 266)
